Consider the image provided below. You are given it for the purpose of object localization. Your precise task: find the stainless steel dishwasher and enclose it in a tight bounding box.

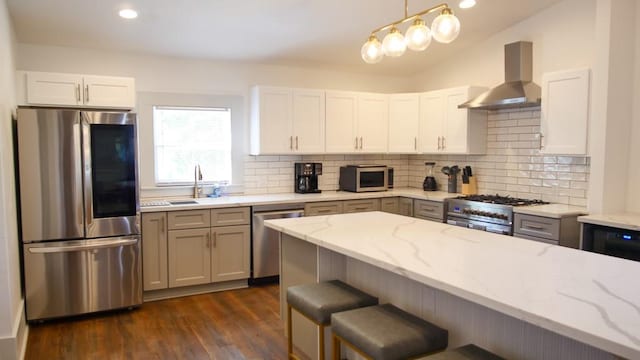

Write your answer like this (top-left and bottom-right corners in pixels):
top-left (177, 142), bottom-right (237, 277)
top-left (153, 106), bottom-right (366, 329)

top-left (251, 203), bottom-right (304, 283)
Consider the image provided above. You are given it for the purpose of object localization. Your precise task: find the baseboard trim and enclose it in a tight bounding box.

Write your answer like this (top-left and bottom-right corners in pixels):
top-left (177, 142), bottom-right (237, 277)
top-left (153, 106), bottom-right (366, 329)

top-left (143, 279), bottom-right (248, 302)
top-left (0, 299), bottom-right (29, 360)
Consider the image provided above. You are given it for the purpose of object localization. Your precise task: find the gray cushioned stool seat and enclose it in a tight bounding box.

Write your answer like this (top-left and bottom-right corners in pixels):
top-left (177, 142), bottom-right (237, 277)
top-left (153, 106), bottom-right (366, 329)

top-left (331, 303), bottom-right (448, 360)
top-left (415, 344), bottom-right (504, 360)
top-left (287, 280), bottom-right (378, 325)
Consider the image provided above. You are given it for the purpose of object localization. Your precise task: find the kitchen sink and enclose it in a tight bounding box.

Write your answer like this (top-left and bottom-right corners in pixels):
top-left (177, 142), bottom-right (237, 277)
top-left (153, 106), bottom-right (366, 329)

top-left (168, 200), bottom-right (199, 205)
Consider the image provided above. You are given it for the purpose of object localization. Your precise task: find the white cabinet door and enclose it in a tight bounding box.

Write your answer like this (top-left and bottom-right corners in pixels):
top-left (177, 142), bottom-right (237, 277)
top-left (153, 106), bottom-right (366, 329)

top-left (26, 72), bottom-right (83, 106)
top-left (83, 75), bottom-right (136, 109)
top-left (419, 91), bottom-right (445, 153)
top-left (293, 89), bottom-right (325, 153)
top-left (541, 68), bottom-right (590, 155)
top-left (211, 225), bottom-right (250, 282)
top-left (325, 91), bottom-right (358, 153)
top-left (251, 86), bottom-right (293, 154)
top-left (357, 93), bottom-right (388, 153)
top-left (443, 90), bottom-right (469, 153)
top-left (388, 93), bottom-right (419, 153)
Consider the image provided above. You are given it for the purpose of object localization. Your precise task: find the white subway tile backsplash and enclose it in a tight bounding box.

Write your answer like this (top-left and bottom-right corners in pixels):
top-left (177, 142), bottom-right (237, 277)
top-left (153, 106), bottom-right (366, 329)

top-left (245, 109), bottom-right (590, 205)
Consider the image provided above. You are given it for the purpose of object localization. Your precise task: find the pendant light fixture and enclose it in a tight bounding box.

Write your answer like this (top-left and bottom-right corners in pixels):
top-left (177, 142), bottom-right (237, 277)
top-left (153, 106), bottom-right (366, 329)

top-left (361, 1), bottom-right (462, 64)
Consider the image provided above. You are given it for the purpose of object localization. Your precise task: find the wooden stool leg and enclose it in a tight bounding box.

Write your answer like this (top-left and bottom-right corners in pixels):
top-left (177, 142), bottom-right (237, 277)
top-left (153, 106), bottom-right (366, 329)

top-left (319, 324), bottom-right (325, 360)
top-left (287, 304), bottom-right (293, 359)
top-left (332, 334), bottom-right (340, 360)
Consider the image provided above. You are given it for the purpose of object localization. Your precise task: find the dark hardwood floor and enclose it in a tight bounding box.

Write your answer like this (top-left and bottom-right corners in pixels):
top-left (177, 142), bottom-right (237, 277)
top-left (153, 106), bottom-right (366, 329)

top-left (25, 284), bottom-right (288, 359)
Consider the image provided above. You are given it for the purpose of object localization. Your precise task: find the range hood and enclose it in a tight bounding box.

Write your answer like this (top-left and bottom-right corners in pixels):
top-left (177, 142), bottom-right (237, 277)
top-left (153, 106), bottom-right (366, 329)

top-left (459, 41), bottom-right (541, 110)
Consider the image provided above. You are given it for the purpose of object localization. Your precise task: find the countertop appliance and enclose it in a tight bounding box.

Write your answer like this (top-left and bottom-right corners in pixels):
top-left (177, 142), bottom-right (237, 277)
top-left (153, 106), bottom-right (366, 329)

top-left (423, 162), bottom-right (437, 191)
top-left (294, 162), bottom-right (322, 194)
top-left (251, 203), bottom-right (304, 283)
top-left (446, 194), bottom-right (548, 235)
top-left (16, 108), bottom-right (141, 321)
top-left (441, 165), bottom-right (460, 193)
top-left (339, 164), bottom-right (388, 192)
top-left (582, 224), bottom-right (640, 262)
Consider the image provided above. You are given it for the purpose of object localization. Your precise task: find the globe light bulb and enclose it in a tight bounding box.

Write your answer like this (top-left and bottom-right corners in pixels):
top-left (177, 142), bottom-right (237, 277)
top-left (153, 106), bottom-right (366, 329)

top-left (405, 18), bottom-right (432, 51)
top-left (382, 27), bottom-right (407, 57)
top-left (361, 35), bottom-right (384, 64)
top-left (431, 8), bottom-right (461, 43)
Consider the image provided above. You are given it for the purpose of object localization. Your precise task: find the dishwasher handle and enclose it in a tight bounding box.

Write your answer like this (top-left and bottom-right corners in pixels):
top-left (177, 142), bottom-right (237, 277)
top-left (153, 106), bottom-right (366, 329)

top-left (254, 209), bottom-right (305, 218)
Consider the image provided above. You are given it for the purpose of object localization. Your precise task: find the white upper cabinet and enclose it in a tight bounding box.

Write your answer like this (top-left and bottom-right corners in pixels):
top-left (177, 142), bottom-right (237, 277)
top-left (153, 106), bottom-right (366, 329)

top-left (419, 86), bottom-right (487, 154)
top-left (325, 91), bottom-right (389, 153)
top-left (388, 93), bottom-right (420, 153)
top-left (250, 86), bottom-right (325, 155)
top-left (540, 68), bottom-right (590, 155)
top-left (23, 71), bottom-right (136, 109)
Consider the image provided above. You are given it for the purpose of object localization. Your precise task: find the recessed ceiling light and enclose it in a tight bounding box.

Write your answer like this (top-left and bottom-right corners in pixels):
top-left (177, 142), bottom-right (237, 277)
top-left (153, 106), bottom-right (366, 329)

top-left (119, 9), bottom-right (138, 19)
top-left (459, 0), bottom-right (476, 9)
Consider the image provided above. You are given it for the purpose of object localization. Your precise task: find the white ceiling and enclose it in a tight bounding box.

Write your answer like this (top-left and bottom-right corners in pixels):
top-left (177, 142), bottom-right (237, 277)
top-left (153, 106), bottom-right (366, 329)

top-left (7, 0), bottom-right (563, 76)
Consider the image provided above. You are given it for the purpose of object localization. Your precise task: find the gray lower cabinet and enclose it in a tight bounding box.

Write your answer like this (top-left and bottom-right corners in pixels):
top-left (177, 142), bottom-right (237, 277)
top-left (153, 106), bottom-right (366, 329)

top-left (141, 212), bottom-right (168, 291)
top-left (514, 213), bottom-right (581, 248)
top-left (143, 207), bottom-right (251, 291)
top-left (304, 201), bottom-right (344, 216)
top-left (382, 197), bottom-right (414, 217)
top-left (343, 198), bottom-right (381, 213)
top-left (413, 199), bottom-right (444, 222)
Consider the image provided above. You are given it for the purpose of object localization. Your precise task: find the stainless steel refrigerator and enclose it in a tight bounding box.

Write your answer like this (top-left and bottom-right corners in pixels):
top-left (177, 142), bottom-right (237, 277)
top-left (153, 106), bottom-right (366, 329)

top-left (16, 108), bottom-right (141, 321)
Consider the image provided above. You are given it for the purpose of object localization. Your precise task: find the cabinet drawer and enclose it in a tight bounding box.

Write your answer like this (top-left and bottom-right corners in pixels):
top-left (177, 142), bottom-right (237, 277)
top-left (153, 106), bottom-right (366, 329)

top-left (413, 200), bottom-right (444, 221)
top-left (211, 207), bottom-right (250, 226)
top-left (514, 214), bottom-right (560, 241)
top-left (304, 201), bottom-right (344, 216)
top-left (343, 199), bottom-right (381, 214)
top-left (381, 197), bottom-right (399, 214)
top-left (168, 210), bottom-right (211, 230)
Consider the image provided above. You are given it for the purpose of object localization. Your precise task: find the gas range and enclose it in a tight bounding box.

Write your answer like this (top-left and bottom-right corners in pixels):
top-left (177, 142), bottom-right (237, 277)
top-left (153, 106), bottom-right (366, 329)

top-left (446, 194), bottom-right (549, 235)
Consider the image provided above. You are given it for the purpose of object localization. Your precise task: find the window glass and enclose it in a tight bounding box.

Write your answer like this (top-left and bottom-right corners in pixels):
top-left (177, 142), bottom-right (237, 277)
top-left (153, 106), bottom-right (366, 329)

top-left (153, 106), bottom-right (232, 184)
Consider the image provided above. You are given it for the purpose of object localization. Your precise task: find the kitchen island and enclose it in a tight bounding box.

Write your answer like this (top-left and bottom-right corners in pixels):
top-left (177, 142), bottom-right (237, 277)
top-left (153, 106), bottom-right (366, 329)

top-left (265, 212), bottom-right (639, 360)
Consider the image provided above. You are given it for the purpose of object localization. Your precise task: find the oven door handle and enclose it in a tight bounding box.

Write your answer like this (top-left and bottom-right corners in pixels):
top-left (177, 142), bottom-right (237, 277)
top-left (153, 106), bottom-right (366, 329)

top-left (28, 238), bottom-right (139, 254)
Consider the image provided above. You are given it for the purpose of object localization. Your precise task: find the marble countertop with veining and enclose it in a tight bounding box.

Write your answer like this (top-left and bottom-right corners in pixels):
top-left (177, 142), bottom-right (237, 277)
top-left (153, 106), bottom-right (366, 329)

top-left (140, 188), bottom-right (455, 212)
top-left (578, 213), bottom-right (640, 231)
top-left (513, 203), bottom-right (588, 218)
top-left (265, 211), bottom-right (640, 359)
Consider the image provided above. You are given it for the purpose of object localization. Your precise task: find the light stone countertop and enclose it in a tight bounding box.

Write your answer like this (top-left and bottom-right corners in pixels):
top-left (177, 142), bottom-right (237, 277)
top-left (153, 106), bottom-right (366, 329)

top-left (265, 211), bottom-right (640, 359)
top-left (513, 204), bottom-right (588, 218)
top-left (578, 213), bottom-right (640, 231)
top-left (139, 188), bottom-right (456, 213)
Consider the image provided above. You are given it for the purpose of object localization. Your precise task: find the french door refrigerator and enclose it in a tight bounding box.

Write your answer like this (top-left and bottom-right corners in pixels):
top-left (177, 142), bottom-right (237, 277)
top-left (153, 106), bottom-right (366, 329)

top-left (16, 108), bottom-right (141, 321)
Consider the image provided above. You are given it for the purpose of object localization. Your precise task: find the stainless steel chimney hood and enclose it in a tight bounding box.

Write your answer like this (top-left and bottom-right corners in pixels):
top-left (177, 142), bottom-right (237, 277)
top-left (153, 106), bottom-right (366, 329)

top-left (459, 41), bottom-right (541, 110)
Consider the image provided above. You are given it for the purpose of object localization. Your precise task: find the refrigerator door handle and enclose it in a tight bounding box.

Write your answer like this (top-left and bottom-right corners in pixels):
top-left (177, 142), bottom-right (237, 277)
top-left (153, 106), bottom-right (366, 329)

top-left (28, 237), bottom-right (138, 254)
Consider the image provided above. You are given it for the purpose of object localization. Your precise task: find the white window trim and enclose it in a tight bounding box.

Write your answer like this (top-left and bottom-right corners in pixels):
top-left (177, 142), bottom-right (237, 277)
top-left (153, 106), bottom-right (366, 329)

top-left (136, 91), bottom-right (245, 197)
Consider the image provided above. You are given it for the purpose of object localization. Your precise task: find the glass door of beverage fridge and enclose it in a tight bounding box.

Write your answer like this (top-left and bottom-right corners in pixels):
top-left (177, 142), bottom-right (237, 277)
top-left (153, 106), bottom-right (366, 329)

top-left (82, 112), bottom-right (139, 238)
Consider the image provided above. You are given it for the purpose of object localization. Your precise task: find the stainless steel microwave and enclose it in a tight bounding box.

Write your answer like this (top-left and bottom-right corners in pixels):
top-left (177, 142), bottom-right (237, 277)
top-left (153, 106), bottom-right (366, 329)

top-left (339, 165), bottom-right (389, 192)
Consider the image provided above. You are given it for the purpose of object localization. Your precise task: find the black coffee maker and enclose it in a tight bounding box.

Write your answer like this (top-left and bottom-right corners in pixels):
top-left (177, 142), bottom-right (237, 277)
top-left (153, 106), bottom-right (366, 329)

top-left (294, 163), bottom-right (322, 193)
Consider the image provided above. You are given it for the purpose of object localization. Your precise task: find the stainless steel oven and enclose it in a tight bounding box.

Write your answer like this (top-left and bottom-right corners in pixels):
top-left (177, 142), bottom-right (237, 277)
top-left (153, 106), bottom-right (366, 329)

top-left (17, 108), bottom-right (141, 321)
top-left (339, 165), bottom-right (388, 192)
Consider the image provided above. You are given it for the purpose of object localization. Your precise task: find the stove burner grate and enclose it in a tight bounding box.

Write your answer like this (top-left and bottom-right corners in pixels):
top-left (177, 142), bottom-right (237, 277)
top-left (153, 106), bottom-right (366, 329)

top-left (455, 194), bottom-right (549, 206)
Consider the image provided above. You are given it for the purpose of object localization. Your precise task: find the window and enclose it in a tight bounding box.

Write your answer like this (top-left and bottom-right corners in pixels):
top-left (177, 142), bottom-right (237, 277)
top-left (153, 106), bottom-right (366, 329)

top-left (153, 106), bottom-right (232, 185)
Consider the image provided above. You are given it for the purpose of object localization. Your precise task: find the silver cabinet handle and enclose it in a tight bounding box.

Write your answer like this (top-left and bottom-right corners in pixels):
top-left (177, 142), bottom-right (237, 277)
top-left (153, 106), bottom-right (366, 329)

top-left (437, 136), bottom-right (441, 150)
top-left (213, 232), bottom-right (217, 248)
top-left (290, 136), bottom-right (293, 150)
top-left (414, 137), bottom-right (417, 150)
top-left (206, 232), bottom-right (210, 248)
top-left (84, 85), bottom-right (89, 103)
top-left (539, 133), bottom-right (544, 150)
top-left (442, 136), bottom-right (446, 150)
top-left (76, 84), bottom-right (81, 102)
top-left (360, 137), bottom-right (363, 149)
top-left (295, 136), bottom-right (299, 150)
top-left (355, 137), bottom-right (358, 150)
top-left (525, 224), bottom-right (546, 230)
top-left (160, 216), bottom-right (165, 232)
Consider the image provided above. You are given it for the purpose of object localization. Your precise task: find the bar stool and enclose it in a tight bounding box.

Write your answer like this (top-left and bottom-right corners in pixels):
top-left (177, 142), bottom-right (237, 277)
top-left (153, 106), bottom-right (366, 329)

top-left (331, 303), bottom-right (448, 360)
top-left (286, 280), bottom-right (378, 360)
top-left (416, 344), bottom-right (504, 360)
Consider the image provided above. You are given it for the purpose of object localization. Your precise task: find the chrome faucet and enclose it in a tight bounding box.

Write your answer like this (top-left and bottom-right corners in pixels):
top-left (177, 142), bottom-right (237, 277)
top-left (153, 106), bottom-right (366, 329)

top-left (194, 164), bottom-right (203, 198)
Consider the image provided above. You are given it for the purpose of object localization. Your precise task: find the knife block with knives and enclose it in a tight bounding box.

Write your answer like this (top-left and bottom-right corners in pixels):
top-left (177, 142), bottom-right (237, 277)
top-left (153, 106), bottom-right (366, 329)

top-left (461, 166), bottom-right (477, 195)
